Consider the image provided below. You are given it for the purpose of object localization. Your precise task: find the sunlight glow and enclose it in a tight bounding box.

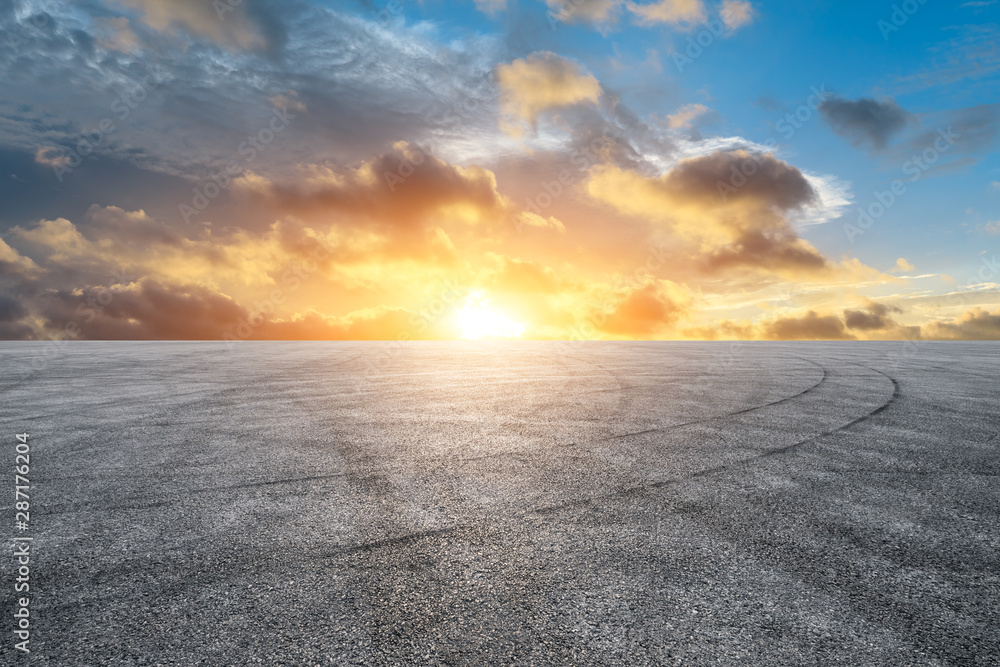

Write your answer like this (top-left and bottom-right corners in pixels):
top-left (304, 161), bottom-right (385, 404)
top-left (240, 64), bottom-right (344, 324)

top-left (457, 291), bottom-right (527, 340)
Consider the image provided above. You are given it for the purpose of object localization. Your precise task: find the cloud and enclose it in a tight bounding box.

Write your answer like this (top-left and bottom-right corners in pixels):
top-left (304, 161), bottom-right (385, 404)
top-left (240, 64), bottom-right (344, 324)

top-left (598, 280), bottom-right (691, 336)
top-left (985, 221), bottom-right (1000, 235)
top-left (548, 0), bottom-right (751, 33)
top-left (34, 147), bottom-right (72, 168)
top-left (687, 300), bottom-right (908, 341)
top-left (0, 202), bottom-right (986, 342)
top-left (819, 96), bottom-right (914, 150)
top-left (908, 103), bottom-right (1000, 160)
top-left (109, 0), bottom-right (283, 53)
top-left (474, 0), bottom-right (508, 15)
top-left (589, 150), bottom-right (817, 220)
top-left (843, 301), bottom-right (902, 331)
top-left (720, 1), bottom-right (754, 31)
top-left (269, 91), bottom-right (307, 115)
top-left (496, 52), bottom-right (603, 134)
top-left (892, 257), bottom-right (915, 273)
top-left (93, 16), bottom-right (141, 53)
top-left (232, 143), bottom-right (511, 237)
top-left (895, 23), bottom-right (1000, 93)
top-left (585, 150), bottom-right (894, 285)
top-left (767, 310), bottom-right (855, 340)
top-left (922, 307), bottom-right (1000, 340)
top-left (0, 206), bottom-right (464, 340)
top-left (0, 237), bottom-right (42, 279)
top-left (257, 306), bottom-right (449, 341)
top-left (666, 103), bottom-right (711, 129)
top-left (0, 2), bottom-right (506, 184)
top-left (37, 279), bottom-right (247, 339)
top-left (545, 0), bottom-right (622, 25)
top-left (627, 0), bottom-right (706, 27)
top-left (0, 293), bottom-right (32, 337)
top-left (703, 230), bottom-right (828, 274)
top-left (516, 211), bottom-right (567, 233)
top-left (585, 151), bottom-right (852, 279)
top-left (29, 274), bottom-right (443, 341)
top-left (485, 256), bottom-right (562, 295)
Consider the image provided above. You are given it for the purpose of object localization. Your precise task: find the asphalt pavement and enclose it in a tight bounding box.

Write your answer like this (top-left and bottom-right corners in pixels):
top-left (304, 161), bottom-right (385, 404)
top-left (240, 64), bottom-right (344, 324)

top-left (1, 341), bottom-right (998, 665)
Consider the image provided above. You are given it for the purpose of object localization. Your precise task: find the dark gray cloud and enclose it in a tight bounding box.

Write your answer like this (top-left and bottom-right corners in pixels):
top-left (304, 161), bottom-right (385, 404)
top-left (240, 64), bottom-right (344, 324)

top-left (819, 96), bottom-right (915, 150)
top-left (36, 279), bottom-right (247, 340)
top-left (665, 150), bottom-right (818, 210)
top-left (0, 292), bottom-right (26, 321)
top-left (843, 302), bottom-right (902, 331)
top-left (819, 96), bottom-right (913, 150)
top-left (0, 1), bottom-right (504, 184)
top-left (704, 230), bottom-right (828, 274)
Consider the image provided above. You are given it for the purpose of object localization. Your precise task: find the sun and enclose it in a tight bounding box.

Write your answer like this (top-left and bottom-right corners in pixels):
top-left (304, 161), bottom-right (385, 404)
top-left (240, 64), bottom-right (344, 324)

top-left (457, 291), bottom-right (527, 340)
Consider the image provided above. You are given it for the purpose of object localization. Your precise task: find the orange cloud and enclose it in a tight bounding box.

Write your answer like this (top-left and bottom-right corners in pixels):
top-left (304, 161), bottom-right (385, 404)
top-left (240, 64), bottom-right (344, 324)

top-left (599, 280), bottom-right (692, 336)
top-left (496, 52), bottom-right (602, 134)
top-left (628, 0), bottom-right (706, 27)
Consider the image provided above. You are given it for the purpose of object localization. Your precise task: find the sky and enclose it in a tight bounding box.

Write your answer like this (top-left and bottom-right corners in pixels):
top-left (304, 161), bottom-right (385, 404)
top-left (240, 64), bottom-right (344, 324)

top-left (0, 0), bottom-right (998, 341)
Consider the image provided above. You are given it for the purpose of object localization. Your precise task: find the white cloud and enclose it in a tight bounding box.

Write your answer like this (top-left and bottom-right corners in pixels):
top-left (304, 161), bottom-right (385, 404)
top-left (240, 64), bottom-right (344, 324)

top-left (720, 1), bottom-right (755, 31)
top-left (797, 171), bottom-right (853, 227)
top-left (474, 0), bottom-right (507, 15)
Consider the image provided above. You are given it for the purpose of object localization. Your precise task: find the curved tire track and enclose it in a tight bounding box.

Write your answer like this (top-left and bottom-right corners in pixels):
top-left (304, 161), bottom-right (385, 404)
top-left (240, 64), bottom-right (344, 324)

top-left (613, 355), bottom-right (829, 440)
top-left (308, 358), bottom-right (902, 554)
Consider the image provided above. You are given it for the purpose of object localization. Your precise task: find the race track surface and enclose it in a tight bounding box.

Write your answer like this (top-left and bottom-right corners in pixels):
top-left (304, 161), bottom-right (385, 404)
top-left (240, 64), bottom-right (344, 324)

top-left (1, 341), bottom-right (998, 665)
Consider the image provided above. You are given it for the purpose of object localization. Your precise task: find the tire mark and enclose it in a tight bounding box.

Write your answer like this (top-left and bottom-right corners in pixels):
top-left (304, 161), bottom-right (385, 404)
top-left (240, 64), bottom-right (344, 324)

top-left (311, 362), bottom-right (898, 555)
top-left (614, 355), bottom-right (829, 440)
top-left (368, 353), bottom-right (834, 483)
top-left (754, 366), bottom-right (900, 460)
top-left (20, 352), bottom-right (898, 562)
top-left (324, 525), bottom-right (460, 556)
top-left (27, 361), bottom-right (907, 584)
top-left (33, 472), bottom-right (354, 516)
top-left (526, 361), bottom-right (901, 514)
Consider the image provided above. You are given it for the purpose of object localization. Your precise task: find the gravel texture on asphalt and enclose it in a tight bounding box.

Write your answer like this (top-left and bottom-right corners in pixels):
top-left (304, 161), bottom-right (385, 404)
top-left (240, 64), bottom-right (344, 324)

top-left (1, 341), bottom-right (998, 665)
